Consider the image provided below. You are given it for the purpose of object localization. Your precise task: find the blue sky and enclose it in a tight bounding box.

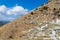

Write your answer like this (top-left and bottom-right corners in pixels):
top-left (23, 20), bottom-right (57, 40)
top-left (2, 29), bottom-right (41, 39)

top-left (0, 0), bottom-right (48, 21)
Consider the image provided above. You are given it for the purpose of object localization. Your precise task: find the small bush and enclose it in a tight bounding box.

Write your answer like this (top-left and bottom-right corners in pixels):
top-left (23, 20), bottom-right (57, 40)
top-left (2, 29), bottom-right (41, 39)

top-left (9, 35), bottom-right (13, 39)
top-left (42, 6), bottom-right (48, 10)
top-left (31, 12), bottom-right (34, 15)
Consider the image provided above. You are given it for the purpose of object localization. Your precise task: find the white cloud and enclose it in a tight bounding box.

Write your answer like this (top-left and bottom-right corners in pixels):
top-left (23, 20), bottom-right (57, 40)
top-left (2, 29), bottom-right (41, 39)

top-left (0, 5), bottom-right (6, 11)
top-left (0, 5), bottom-right (29, 21)
top-left (13, 6), bottom-right (24, 11)
top-left (7, 6), bottom-right (28, 15)
top-left (0, 5), bottom-right (7, 13)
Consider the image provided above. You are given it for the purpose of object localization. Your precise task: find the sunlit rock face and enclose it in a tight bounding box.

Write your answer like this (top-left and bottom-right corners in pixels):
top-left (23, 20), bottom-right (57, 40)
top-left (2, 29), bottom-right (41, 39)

top-left (20, 19), bottom-right (60, 40)
top-left (17, 0), bottom-right (60, 39)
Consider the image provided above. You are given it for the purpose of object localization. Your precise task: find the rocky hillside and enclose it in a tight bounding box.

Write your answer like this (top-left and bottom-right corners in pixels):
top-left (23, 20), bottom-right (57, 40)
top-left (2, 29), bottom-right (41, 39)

top-left (0, 0), bottom-right (60, 40)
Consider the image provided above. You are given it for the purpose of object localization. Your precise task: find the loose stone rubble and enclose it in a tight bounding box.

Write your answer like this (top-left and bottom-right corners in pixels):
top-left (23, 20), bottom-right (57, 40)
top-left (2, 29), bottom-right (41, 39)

top-left (21, 19), bottom-right (60, 40)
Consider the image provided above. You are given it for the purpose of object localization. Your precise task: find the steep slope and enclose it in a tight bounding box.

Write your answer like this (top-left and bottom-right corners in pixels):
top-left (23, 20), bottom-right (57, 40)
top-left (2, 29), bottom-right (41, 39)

top-left (0, 0), bottom-right (60, 40)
